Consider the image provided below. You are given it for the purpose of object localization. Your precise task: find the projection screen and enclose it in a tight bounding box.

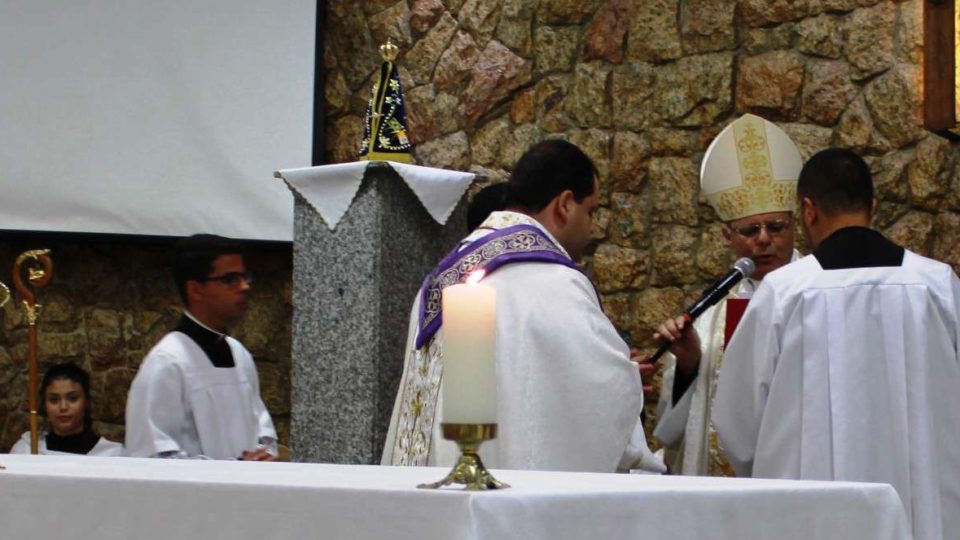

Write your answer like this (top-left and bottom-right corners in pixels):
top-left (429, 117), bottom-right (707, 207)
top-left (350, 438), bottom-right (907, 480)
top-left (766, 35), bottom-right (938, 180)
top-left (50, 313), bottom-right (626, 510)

top-left (0, 0), bottom-right (316, 241)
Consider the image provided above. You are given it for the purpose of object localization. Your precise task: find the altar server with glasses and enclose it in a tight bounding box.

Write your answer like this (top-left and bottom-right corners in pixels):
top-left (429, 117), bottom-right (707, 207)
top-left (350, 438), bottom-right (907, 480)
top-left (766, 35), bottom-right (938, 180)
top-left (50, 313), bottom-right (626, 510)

top-left (125, 234), bottom-right (278, 461)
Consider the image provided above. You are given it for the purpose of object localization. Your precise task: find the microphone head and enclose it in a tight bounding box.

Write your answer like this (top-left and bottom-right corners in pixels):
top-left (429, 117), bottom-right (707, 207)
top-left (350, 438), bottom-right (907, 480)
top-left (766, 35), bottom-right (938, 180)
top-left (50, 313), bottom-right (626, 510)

top-left (733, 257), bottom-right (756, 279)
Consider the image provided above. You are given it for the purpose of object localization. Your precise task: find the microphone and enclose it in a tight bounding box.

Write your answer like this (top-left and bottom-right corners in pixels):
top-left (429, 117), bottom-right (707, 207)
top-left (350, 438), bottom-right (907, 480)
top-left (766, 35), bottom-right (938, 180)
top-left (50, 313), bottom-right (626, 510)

top-left (648, 257), bottom-right (756, 363)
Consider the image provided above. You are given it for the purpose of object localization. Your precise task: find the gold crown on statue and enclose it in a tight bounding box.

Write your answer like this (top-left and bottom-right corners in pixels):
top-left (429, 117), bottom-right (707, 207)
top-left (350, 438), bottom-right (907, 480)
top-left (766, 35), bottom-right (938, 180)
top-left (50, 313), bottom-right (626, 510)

top-left (700, 114), bottom-right (802, 222)
top-left (380, 38), bottom-right (399, 62)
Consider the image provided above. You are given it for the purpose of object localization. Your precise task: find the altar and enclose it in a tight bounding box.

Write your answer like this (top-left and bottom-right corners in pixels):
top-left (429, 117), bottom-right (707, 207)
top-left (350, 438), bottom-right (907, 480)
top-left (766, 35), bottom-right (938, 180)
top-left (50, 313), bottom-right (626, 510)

top-left (0, 455), bottom-right (909, 539)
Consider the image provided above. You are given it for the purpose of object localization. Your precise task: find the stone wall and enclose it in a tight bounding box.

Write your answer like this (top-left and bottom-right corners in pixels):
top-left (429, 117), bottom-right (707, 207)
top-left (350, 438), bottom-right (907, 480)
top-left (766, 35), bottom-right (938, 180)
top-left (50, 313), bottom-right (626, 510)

top-left (0, 237), bottom-right (291, 451)
top-left (324, 0), bottom-right (960, 426)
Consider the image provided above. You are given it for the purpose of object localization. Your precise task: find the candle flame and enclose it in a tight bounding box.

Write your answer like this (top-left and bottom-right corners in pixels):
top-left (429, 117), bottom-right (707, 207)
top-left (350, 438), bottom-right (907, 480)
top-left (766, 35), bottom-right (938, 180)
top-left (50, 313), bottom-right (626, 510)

top-left (466, 269), bottom-right (486, 285)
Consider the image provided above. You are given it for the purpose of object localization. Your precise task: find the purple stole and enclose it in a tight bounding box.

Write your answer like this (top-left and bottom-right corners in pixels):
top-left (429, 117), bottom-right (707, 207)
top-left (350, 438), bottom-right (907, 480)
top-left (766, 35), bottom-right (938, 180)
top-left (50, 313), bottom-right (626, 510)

top-left (415, 224), bottom-right (582, 349)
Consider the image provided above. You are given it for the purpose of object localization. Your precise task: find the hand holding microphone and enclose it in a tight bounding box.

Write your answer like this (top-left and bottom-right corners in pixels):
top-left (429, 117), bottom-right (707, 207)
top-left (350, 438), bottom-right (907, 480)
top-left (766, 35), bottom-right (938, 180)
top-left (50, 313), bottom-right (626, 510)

top-left (648, 257), bottom-right (756, 366)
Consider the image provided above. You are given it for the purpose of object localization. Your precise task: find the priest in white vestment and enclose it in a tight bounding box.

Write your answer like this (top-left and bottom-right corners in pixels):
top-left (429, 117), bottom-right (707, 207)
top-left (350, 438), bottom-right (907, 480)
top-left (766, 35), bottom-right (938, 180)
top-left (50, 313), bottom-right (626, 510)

top-left (126, 235), bottom-right (278, 461)
top-left (383, 140), bottom-right (663, 473)
top-left (714, 149), bottom-right (960, 540)
top-left (650, 114), bottom-right (802, 476)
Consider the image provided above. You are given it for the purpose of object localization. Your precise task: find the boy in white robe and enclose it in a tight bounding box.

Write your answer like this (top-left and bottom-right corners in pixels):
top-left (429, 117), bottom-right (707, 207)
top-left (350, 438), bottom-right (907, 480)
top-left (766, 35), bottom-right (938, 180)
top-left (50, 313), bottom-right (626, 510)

top-left (714, 148), bottom-right (960, 540)
top-left (383, 140), bottom-right (663, 473)
top-left (125, 234), bottom-right (277, 460)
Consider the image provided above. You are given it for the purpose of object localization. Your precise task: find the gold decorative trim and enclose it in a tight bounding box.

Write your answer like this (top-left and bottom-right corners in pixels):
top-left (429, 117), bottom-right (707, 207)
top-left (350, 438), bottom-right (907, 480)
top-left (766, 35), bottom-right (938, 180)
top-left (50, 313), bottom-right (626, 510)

top-left (441, 423), bottom-right (497, 440)
top-left (361, 150), bottom-right (411, 163)
top-left (390, 337), bottom-right (444, 466)
top-left (22, 300), bottom-right (42, 327)
top-left (706, 115), bottom-right (797, 221)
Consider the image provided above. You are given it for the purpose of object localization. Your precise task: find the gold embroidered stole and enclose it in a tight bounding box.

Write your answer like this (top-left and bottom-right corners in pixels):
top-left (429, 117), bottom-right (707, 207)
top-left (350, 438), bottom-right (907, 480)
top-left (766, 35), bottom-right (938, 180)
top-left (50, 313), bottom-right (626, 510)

top-left (390, 336), bottom-right (443, 465)
top-left (705, 298), bottom-right (736, 477)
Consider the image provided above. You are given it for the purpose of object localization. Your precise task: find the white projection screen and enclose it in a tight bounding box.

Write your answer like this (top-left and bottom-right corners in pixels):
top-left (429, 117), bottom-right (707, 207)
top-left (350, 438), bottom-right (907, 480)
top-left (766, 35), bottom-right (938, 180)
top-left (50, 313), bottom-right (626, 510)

top-left (0, 1), bottom-right (316, 241)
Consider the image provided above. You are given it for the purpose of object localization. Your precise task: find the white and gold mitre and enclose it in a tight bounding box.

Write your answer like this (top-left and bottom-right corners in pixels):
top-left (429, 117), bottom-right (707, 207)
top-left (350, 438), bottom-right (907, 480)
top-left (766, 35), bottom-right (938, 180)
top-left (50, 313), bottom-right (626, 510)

top-left (700, 114), bottom-right (802, 222)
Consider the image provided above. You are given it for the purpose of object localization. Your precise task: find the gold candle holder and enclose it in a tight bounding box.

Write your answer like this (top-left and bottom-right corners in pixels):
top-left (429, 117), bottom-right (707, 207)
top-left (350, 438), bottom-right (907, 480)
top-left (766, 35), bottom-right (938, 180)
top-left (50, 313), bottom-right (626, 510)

top-left (417, 423), bottom-right (510, 490)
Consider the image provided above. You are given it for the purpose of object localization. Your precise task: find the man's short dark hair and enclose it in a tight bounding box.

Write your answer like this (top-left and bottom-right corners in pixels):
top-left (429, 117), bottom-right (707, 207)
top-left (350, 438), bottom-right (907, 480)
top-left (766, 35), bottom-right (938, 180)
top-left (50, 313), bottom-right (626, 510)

top-left (173, 234), bottom-right (244, 304)
top-left (467, 182), bottom-right (508, 231)
top-left (504, 139), bottom-right (597, 213)
top-left (797, 148), bottom-right (874, 215)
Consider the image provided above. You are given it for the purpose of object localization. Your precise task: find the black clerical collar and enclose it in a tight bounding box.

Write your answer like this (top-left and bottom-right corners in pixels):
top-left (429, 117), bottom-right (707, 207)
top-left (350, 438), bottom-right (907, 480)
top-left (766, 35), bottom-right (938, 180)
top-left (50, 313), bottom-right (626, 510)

top-left (813, 226), bottom-right (904, 270)
top-left (176, 312), bottom-right (236, 368)
top-left (46, 429), bottom-right (99, 455)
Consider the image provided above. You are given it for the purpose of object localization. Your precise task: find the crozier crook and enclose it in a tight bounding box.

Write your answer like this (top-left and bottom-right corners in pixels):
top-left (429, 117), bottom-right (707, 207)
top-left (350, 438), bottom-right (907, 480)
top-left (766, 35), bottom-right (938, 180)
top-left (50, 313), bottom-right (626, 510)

top-left (13, 249), bottom-right (54, 455)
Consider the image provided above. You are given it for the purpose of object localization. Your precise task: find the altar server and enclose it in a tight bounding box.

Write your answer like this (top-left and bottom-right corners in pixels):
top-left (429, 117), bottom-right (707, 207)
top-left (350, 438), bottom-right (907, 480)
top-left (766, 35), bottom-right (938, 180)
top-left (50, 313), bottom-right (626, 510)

top-left (714, 148), bottom-right (960, 540)
top-left (125, 234), bottom-right (277, 460)
top-left (9, 362), bottom-right (123, 456)
top-left (649, 114), bottom-right (802, 475)
top-left (383, 140), bottom-right (663, 473)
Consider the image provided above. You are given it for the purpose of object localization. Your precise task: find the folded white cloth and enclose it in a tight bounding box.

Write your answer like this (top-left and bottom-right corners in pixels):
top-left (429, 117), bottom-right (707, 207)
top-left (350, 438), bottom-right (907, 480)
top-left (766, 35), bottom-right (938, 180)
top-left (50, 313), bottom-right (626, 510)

top-left (276, 161), bottom-right (474, 230)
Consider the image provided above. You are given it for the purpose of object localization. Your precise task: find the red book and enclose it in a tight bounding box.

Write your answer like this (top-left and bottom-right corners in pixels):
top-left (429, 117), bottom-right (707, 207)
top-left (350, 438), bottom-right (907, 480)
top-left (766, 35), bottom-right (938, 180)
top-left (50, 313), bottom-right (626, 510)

top-left (724, 298), bottom-right (750, 348)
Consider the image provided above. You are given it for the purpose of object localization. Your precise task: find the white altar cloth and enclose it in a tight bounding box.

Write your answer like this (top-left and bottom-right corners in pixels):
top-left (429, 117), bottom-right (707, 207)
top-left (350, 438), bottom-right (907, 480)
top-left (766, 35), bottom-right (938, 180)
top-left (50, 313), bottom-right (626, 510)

top-left (0, 455), bottom-right (909, 539)
top-left (276, 161), bottom-right (474, 230)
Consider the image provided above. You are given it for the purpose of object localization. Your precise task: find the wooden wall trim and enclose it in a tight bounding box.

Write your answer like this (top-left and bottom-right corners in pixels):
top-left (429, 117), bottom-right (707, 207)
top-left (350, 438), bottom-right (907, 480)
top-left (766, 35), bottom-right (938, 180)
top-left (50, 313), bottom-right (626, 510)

top-left (924, 0), bottom-right (957, 132)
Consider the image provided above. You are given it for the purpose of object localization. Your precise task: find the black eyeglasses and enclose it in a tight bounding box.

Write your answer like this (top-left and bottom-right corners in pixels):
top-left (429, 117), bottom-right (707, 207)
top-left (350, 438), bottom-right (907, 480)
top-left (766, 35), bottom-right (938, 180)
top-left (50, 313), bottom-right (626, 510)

top-left (200, 271), bottom-right (253, 287)
top-left (732, 219), bottom-right (792, 239)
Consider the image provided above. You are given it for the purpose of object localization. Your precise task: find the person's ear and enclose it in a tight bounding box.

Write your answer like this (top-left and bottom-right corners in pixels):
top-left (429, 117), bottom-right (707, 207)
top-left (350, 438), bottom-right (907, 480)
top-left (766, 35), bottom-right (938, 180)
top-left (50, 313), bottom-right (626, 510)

top-left (721, 224), bottom-right (733, 243)
top-left (870, 197), bottom-right (878, 221)
top-left (186, 279), bottom-right (204, 306)
top-left (801, 197), bottom-right (816, 227)
top-left (555, 190), bottom-right (575, 225)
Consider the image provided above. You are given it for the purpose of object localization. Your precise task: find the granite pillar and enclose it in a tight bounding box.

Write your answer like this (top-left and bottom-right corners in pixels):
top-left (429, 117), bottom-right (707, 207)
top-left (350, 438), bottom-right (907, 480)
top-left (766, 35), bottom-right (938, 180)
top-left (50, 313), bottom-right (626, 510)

top-left (290, 163), bottom-right (468, 464)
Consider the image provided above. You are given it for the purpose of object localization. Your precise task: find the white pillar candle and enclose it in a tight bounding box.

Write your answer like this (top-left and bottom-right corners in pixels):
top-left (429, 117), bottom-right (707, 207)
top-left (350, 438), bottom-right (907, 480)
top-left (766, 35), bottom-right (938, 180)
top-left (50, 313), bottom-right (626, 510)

top-left (441, 273), bottom-right (497, 424)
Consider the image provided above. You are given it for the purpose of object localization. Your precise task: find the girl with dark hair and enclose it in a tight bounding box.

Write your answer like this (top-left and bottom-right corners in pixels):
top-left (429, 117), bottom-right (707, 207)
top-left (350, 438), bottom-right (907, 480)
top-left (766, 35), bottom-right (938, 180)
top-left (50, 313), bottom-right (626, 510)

top-left (9, 362), bottom-right (123, 456)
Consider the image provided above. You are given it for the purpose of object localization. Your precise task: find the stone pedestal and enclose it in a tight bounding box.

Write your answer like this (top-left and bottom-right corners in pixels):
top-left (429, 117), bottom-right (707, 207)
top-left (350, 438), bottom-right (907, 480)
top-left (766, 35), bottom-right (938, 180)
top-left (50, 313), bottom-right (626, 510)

top-left (290, 163), bottom-right (468, 464)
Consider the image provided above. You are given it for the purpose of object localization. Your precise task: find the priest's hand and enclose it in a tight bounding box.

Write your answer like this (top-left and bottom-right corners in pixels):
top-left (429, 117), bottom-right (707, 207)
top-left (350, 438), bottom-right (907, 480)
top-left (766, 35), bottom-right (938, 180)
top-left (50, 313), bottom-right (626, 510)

top-left (241, 447), bottom-right (279, 461)
top-left (631, 349), bottom-right (659, 402)
top-left (653, 316), bottom-right (702, 377)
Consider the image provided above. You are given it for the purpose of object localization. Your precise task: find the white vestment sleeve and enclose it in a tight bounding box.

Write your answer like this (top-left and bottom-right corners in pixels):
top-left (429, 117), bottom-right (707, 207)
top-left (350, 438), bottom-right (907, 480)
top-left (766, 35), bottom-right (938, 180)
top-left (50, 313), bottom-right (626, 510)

top-left (653, 309), bottom-right (713, 448)
top-left (619, 418), bottom-right (668, 473)
top-left (652, 367), bottom-right (694, 448)
top-left (236, 347), bottom-right (277, 445)
top-left (9, 433), bottom-right (31, 454)
top-left (952, 271), bottom-right (960, 357)
top-left (252, 397), bottom-right (277, 449)
top-left (125, 352), bottom-right (189, 457)
top-left (713, 279), bottom-right (781, 477)
top-left (89, 438), bottom-right (125, 457)
top-left (488, 264), bottom-right (660, 473)
top-left (10, 439), bottom-right (30, 454)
